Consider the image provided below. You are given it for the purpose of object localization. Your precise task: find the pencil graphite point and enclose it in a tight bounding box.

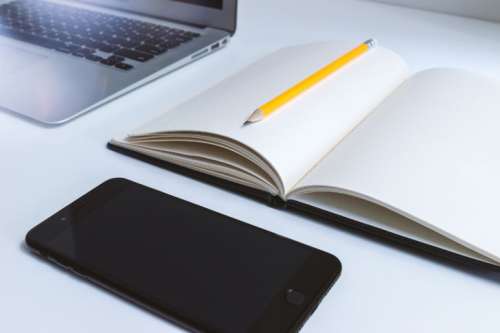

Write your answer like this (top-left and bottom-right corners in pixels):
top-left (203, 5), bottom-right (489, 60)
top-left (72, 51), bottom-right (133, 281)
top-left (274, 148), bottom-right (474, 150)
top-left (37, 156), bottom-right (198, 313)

top-left (244, 109), bottom-right (264, 126)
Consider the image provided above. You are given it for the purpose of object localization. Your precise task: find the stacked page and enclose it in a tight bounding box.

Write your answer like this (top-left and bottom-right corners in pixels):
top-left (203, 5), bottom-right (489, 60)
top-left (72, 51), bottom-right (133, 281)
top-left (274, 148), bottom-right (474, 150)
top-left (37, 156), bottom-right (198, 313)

top-left (111, 41), bottom-right (500, 267)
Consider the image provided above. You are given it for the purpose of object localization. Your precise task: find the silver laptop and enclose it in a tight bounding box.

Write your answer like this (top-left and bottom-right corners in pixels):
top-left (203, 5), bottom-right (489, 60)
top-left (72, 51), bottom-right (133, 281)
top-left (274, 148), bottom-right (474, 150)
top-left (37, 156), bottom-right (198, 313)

top-left (0, 0), bottom-right (237, 124)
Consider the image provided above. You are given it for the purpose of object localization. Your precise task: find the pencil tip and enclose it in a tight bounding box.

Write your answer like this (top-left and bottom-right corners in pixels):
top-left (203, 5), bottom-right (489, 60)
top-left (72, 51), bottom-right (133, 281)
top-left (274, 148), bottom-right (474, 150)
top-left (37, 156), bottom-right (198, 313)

top-left (243, 109), bottom-right (264, 126)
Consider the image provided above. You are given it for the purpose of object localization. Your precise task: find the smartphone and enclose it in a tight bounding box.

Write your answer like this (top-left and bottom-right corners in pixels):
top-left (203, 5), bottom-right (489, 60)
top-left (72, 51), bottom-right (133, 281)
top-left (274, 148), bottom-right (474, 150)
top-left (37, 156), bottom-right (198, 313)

top-left (26, 178), bottom-right (341, 333)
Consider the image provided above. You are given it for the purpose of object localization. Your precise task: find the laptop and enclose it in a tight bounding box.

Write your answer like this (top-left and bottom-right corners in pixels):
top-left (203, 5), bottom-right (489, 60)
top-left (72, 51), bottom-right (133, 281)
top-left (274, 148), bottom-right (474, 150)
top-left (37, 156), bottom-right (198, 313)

top-left (0, 0), bottom-right (237, 124)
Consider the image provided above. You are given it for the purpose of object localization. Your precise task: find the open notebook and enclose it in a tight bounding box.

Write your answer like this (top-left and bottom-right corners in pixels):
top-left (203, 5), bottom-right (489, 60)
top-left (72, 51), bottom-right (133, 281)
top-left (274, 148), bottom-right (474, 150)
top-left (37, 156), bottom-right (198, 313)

top-left (110, 41), bottom-right (500, 268)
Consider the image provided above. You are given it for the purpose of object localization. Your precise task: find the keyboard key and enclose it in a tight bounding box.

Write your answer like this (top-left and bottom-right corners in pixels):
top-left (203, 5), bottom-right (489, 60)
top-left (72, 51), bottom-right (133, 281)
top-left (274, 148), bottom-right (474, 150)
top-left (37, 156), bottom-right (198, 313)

top-left (99, 55), bottom-right (119, 65)
top-left (115, 62), bottom-right (133, 71)
top-left (100, 58), bottom-right (115, 66)
top-left (85, 54), bottom-right (104, 62)
top-left (158, 40), bottom-right (181, 49)
top-left (89, 41), bottom-right (117, 53)
top-left (114, 48), bottom-right (153, 62)
top-left (107, 55), bottom-right (125, 63)
top-left (71, 47), bottom-right (95, 57)
top-left (136, 44), bottom-right (166, 56)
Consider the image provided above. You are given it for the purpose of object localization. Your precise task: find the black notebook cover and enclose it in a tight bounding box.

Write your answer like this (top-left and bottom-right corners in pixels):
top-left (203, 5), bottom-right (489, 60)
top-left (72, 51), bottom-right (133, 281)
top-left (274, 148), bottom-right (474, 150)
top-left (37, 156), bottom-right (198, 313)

top-left (108, 142), bottom-right (500, 272)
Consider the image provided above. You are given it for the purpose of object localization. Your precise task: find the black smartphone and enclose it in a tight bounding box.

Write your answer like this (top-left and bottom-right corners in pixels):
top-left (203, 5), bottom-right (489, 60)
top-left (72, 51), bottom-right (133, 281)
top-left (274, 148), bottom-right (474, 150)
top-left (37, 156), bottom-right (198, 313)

top-left (26, 179), bottom-right (341, 333)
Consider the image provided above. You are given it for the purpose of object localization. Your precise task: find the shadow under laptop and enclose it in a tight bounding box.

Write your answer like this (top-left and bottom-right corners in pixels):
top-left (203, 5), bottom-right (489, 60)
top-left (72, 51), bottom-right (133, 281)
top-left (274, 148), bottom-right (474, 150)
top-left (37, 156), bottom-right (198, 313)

top-left (0, 105), bottom-right (61, 128)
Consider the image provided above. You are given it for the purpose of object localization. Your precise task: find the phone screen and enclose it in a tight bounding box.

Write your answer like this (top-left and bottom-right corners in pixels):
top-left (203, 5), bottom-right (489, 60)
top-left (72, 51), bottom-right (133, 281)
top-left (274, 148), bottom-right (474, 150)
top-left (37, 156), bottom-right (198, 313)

top-left (27, 179), bottom-right (340, 333)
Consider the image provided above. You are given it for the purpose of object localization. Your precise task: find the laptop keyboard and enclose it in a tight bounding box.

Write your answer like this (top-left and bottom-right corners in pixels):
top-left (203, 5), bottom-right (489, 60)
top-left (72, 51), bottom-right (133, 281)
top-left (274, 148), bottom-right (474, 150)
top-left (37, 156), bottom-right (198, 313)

top-left (0, 0), bottom-right (201, 71)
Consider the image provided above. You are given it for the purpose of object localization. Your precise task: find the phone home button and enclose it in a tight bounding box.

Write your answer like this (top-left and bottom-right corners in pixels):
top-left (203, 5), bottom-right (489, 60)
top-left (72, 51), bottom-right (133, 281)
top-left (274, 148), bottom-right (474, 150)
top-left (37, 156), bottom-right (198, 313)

top-left (286, 289), bottom-right (305, 306)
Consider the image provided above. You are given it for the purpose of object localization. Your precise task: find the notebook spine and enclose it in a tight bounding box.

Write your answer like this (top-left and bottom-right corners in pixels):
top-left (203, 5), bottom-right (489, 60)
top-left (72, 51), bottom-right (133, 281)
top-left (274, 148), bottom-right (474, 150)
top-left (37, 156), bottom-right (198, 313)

top-left (268, 195), bottom-right (286, 208)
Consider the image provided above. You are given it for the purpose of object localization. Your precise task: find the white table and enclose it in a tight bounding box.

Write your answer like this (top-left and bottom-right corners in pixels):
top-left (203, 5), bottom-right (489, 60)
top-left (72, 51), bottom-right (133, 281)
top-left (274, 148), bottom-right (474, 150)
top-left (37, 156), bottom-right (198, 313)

top-left (3, 1), bottom-right (500, 332)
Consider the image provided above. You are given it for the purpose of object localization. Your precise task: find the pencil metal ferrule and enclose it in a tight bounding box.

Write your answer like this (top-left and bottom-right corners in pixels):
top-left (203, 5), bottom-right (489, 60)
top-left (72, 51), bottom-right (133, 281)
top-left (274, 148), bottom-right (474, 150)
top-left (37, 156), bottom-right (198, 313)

top-left (364, 39), bottom-right (377, 49)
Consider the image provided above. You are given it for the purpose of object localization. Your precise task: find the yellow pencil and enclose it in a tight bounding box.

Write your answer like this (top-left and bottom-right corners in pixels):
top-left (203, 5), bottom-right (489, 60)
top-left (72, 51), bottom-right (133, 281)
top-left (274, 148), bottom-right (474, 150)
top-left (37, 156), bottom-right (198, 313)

top-left (244, 39), bottom-right (377, 125)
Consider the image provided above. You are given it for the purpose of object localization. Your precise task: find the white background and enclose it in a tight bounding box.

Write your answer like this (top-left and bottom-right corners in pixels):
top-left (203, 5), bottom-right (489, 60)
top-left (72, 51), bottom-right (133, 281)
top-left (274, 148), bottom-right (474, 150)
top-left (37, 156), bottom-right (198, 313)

top-left (371, 0), bottom-right (500, 22)
top-left (2, 0), bottom-right (500, 332)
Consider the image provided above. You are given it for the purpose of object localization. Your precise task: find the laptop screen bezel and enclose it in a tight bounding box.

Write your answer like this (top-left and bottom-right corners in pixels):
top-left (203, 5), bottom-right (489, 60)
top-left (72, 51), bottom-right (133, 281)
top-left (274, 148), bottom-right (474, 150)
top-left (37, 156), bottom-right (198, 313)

top-left (75, 0), bottom-right (237, 34)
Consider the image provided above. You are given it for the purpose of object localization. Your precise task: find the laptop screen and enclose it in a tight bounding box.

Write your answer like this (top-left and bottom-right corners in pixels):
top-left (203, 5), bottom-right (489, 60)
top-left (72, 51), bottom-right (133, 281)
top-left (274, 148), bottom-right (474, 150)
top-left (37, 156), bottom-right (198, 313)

top-left (174, 0), bottom-right (223, 9)
top-left (77, 0), bottom-right (236, 33)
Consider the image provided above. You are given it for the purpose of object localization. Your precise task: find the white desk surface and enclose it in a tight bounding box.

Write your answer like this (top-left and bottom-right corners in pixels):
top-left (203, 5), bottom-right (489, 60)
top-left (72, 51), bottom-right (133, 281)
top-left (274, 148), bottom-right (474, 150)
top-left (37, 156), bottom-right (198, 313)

top-left (2, 0), bottom-right (500, 332)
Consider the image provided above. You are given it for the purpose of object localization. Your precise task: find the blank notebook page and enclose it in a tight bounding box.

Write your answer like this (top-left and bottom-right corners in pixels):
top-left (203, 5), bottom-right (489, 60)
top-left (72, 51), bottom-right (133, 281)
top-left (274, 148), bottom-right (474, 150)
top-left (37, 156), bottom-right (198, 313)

top-left (294, 69), bottom-right (500, 262)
